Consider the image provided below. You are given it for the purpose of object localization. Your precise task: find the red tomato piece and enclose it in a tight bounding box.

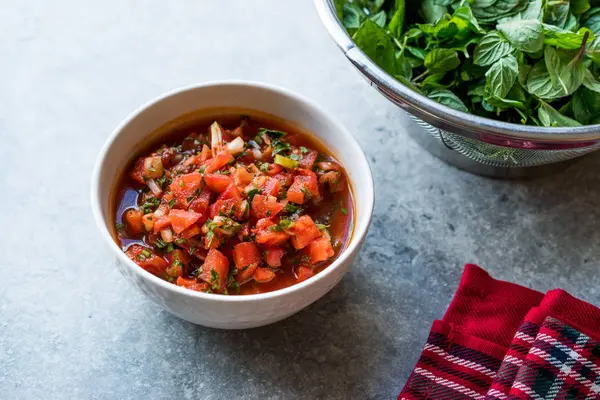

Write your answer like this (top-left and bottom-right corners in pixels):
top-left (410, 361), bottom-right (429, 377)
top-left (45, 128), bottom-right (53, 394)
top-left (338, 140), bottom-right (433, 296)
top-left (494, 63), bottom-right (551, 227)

top-left (129, 158), bottom-right (146, 185)
top-left (199, 248), bottom-right (230, 291)
top-left (273, 172), bottom-right (293, 187)
top-left (205, 152), bottom-right (234, 173)
top-left (261, 177), bottom-right (281, 196)
top-left (170, 172), bottom-right (203, 208)
top-left (126, 245), bottom-right (168, 277)
top-left (234, 167), bottom-right (254, 189)
top-left (253, 267), bottom-right (276, 283)
top-left (290, 215), bottom-right (321, 249)
top-left (176, 277), bottom-right (209, 292)
top-left (209, 199), bottom-right (238, 219)
top-left (189, 189), bottom-right (211, 215)
top-left (251, 195), bottom-right (285, 219)
top-left (254, 218), bottom-right (290, 247)
top-left (165, 249), bottom-right (189, 278)
top-left (123, 209), bottom-right (144, 235)
top-left (152, 216), bottom-right (172, 233)
top-left (286, 172), bottom-right (319, 204)
top-left (233, 242), bottom-right (262, 268)
top-left (235, 263), bottom-right (259, 285)
top-left (308, 237), bottom-right (335, 264)
top-left (219, 183), bottom-right (242, 201)
top-left (299, 149), bottom-right (318, 169)
top-left (179, 223), bottom-right (202, 239)
top-left (265, 163), bottom-right (283, 176)
top-left (204, 173), bottom-right (233, 193)
top-left (264, 247), bottom-right (284, 268)
top-left (169, 209), bottom-right (201, 234)
top-left (295, 266), bottom-right (314, 282)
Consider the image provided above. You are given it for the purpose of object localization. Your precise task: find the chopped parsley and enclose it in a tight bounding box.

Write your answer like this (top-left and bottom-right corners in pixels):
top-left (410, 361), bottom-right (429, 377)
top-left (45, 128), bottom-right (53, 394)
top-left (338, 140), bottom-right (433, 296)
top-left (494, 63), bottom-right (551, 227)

top-left (279, 219), bottom-right (295, 230)
top-left (301, 187), bottom-right (312, 200)
top-left (258, 162), bottom-right (270, 173)
top-left (247, 188), bottom-right (260, 204)
top-left (271, 139), bottom-right (292, 156)
top-left (300, 146), bottom-right (309, 154)
top-left (209, 269), bottom-right (220, 290)
top-left (257, 128), bottom-right (287, 140)
top-left (166, 243), bottom-right (174, 252)
top-left (284, 203), bottom-right (301, 213)
top-left (115, 223), bottom-right (125, 231)
top-left (340, 207), bottom-right (348, 216)
top-left (155, 238), bottom-right (167, 249)
top-left (141, 249), bottom-right (151, 258)
top-left (198, 166), bottom-right (206, 174)
top-left (168, 198), bottom-right (176, 208)
top-left (179, 180), bottom-right (184, 188)
top-left (289, 154), bottom-right (300, 161)
top-left (316, 223), bottom-right (330, 231)
top-left (141, 197), bottom-right (160, 214)
top-left (174, 238), bottom-right (186, 245)
top-left (268, 224), bottom-right (283, 232)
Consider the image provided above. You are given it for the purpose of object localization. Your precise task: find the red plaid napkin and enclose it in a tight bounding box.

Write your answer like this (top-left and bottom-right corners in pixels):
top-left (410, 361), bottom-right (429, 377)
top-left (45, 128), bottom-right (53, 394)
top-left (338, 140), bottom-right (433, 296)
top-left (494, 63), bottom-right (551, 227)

top-left (398, 265), bottom-right (600, 400)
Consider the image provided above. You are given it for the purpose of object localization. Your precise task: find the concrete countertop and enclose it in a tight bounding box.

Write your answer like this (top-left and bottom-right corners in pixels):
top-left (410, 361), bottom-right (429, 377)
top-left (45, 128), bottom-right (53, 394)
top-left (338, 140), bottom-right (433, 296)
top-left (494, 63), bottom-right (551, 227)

top-left (2, 1), bottom-right (600, 399)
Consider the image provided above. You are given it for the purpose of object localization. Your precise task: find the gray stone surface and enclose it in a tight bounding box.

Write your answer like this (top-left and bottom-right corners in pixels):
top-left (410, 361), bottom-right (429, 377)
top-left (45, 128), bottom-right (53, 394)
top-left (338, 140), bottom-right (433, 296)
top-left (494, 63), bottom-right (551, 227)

top-left (2, 1), bottom-right (600, 399)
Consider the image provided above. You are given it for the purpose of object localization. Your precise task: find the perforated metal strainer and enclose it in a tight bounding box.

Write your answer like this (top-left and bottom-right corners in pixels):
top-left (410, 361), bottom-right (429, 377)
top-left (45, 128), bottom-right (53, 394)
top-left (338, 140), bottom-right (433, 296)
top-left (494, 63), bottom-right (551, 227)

top-left (314, 0), bottom-right (600, 178)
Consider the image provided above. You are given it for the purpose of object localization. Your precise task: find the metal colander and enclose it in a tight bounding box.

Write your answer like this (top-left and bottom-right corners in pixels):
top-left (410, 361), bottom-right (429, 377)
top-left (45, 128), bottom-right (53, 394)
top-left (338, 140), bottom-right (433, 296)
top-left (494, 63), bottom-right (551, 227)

top-left (314, 0), bottom-right (600, 177)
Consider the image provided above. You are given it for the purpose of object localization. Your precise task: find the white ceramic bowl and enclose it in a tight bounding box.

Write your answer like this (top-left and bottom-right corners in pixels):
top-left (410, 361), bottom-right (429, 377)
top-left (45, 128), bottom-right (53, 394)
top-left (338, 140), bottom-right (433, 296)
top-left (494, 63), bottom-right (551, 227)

top-left (91, 81), bottom-right (374, 329)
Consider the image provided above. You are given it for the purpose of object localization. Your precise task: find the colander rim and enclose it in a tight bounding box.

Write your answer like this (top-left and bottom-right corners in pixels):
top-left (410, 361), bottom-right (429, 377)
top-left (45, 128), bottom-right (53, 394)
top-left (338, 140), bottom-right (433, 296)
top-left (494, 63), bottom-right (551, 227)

top-left (314, 0), bottom-right (600, 143)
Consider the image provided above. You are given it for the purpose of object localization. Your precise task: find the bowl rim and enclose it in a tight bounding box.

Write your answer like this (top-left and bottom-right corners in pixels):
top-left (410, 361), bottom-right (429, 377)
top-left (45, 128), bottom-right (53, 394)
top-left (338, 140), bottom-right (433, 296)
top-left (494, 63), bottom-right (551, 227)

top-left (313, 0), bottom-right (600, 143)
top-left (91, 80), bottom-right (375, 303)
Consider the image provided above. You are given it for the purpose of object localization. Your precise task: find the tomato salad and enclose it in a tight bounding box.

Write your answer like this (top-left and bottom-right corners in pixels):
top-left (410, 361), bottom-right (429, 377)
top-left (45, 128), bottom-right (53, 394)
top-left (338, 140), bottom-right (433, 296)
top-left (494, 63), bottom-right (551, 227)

top-left (113, 115), bottom-right (353, 295)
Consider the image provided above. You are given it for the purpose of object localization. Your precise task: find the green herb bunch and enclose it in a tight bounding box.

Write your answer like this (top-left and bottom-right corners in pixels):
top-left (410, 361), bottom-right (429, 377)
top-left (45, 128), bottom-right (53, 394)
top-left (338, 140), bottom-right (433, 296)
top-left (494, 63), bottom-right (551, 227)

top-left (336, 0), bottom-right (600, 126)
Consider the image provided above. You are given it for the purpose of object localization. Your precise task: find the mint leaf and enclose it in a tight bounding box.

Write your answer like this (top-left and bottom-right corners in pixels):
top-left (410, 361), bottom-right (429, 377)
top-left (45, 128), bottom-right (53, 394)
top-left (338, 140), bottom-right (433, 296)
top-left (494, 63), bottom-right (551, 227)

top-left (474, 32), bottom-right (514, 66)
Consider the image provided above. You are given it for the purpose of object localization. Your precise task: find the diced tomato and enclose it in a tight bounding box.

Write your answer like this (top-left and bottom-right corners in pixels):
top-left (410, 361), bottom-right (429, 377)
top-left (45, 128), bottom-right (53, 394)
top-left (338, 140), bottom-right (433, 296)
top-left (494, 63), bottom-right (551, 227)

top-left (287, 172), bottom-right (319, 204)
top-left (290, 215), bottom-right (321, 249)
top-left (129, 158), bottom-right (146, 185)
top-left (251, 195), bottom-right (285, 219)
top-left (205, 152), bottom-right (234, 173)
top-left (261, 177), bottom-right (281, 196)
top-left (273, 172), bottom-right (293, 187)
top-left (153, 216), bottom-right (172, 233)
top-left (233, 242), bottom-right (262, 268)
top-left (198, 144), bottom-right (212, 163)
top-left (299, 149), bottom-right (318, 169)
top-left (234, 167), bottom-right (254, 189)
top-left (169, 209), bottom-right (201, 234)
top-left (123, 209), bottom-right (144, 235)
top-left (308, 237), bottom-right (334, 264)
top-left (176, 277), bottom-right (209, 292)
top-left (126, 245), bottom-right (168, 277)
top-left (199, 248), bottom-right (229, 291)
top-left (295, 266), bottom-right (314, 282)
top-left (219, 183), bottom-right (242, 201)
top-left (165, 249), bottom-right (189, 278)
top-left (179, 223), bottom-right (202, 239)
top-left (209, 199), bottom-right (238, 219)
top-left (235, 263), bottom-right (259, 285)
top-left (204, 173), bottom-right (233, 193)
top-left (253, 267), bottom-right (276, 283)
top-left (254, 218), bottom-right (290, 247)
top-left (170, 172), bottom-right (203, 208)
top-left (265, 163), bottom-right (283, 176)
top-left (189, 189), bottom-right (211, 215)
top-left (264, 247), bottom-right (284, 268)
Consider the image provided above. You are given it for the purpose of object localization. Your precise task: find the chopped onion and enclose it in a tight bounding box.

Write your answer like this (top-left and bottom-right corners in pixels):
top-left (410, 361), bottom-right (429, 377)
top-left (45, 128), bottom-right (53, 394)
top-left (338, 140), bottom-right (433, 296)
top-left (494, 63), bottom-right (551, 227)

top-left (160, 228), bottom-right (173, 243)
top-left (147, 179), bottom-right (162, 196)
top-left (226, 137), bottom-right (245, 155)
top-left (210, 121), bottom-right (223, 155)
top-left (142, 214), bottom-right (155, 232)
top-left (251, 148), bottom-right (263, 160)
top-left (154, 206), bottom-right (166, 218)
top-left (248, 140), bottom-right (261, 150)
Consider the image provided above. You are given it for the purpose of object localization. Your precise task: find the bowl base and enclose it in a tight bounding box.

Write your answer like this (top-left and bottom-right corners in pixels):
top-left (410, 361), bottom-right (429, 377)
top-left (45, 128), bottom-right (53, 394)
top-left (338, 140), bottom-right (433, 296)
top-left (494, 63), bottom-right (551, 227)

top-left (408, 127), bottom-right (583, 179)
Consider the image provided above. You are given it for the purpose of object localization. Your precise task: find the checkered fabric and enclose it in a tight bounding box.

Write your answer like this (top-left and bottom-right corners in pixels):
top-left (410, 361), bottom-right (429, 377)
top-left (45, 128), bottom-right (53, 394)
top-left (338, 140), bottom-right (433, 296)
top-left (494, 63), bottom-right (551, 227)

top-left (486, 290), bottom-right (600, 399)
top-left (485, 321), bottom-right (540, 399)
top-left (399, 321), bottom-right (506, 400)
top-left (507, 317), bottom-right (600, 399)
